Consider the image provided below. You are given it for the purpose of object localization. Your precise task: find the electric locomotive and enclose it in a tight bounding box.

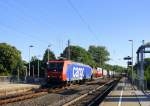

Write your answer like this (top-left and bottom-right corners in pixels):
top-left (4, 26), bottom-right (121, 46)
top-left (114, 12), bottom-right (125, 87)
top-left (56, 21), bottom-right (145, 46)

top-left (47, 60), bottom-right (92, 84)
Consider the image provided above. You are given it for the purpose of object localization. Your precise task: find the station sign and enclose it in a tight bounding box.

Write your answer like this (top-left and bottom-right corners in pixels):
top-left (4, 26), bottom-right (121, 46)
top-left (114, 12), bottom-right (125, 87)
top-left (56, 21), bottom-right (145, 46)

top-left (124, 56), bottom-right (131, 60)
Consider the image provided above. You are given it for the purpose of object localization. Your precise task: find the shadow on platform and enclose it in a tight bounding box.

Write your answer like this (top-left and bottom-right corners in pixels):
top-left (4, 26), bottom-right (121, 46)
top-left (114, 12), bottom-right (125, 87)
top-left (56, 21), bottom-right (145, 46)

top-left (105, 95), bottom-right (150, 102)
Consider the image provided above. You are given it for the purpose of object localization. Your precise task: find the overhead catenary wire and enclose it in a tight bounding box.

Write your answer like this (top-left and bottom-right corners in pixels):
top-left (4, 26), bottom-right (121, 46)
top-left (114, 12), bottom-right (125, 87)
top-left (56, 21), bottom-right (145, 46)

top-left (1, 0), bottom-right (101, 55)
top-left (0, 1), bottom-right (48, 46)
top-left (66, 0), bottom-right (100, 43)
top-left (14, 0), bottom-right (92, 54)
top-left (10, 0), bottom-right (62, 46)
top-left (1, 0), bottom-right (72, 57)
top-left (0, 24), bottom-right (47, 46)
top-left (0, 0), bottom-right (59, 48)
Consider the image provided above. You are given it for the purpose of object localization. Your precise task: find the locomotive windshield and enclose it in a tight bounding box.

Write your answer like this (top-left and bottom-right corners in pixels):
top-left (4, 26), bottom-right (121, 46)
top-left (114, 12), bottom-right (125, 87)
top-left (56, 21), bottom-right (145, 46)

top-left (48, 62), bottom-right (64, 72)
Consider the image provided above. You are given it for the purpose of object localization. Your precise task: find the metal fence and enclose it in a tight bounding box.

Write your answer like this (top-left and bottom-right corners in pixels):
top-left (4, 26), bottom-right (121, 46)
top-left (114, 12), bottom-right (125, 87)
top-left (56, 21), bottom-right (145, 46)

top-left (0, 75), bottom-right (26, 84)
top-left (0, 76), bottom-right (11, 84)
top-left (134, 79), bottom-right (148, 90)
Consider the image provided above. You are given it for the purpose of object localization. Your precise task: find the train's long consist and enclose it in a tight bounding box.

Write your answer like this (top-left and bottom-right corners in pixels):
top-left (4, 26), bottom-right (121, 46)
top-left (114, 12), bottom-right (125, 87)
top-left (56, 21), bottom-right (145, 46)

top-left (47, 60), bottom-right (119, 83)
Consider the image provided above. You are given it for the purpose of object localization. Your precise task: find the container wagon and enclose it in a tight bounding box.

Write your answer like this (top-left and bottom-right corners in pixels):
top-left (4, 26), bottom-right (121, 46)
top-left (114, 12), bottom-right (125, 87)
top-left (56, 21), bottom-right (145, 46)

top-left (96, 67), bottom-right (103, 77)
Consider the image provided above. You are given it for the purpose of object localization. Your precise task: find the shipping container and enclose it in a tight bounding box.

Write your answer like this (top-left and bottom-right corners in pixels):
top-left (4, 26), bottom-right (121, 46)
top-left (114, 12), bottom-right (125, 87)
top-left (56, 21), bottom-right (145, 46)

top-left (103, 69), bottom-right (108, 76)
top-left (66, 63), bottom-right (92, 81)
top-left (96, 67), bottom-right (103, 77)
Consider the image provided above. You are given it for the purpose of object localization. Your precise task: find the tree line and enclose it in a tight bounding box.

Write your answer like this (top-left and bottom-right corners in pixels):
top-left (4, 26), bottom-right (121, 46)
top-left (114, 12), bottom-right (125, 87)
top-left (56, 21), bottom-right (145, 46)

top-left (0, 43), bottom-right (125, 79)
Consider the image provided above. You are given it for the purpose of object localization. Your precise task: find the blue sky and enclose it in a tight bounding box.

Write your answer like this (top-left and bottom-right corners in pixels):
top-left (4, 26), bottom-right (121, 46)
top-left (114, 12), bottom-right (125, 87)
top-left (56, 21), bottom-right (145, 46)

top-left (0, 0), bottom-right (150, 67)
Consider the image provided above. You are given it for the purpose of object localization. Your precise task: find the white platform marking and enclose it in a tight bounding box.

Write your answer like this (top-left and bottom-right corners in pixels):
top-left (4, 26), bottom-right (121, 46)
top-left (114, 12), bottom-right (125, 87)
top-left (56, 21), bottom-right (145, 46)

top-left (118, 79), bottom-right (125, 106)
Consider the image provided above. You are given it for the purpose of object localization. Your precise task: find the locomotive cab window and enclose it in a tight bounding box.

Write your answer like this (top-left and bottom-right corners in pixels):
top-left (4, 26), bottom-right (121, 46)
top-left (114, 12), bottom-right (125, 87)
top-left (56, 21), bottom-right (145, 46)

top-left (48, 62), bottom-right (64, 72)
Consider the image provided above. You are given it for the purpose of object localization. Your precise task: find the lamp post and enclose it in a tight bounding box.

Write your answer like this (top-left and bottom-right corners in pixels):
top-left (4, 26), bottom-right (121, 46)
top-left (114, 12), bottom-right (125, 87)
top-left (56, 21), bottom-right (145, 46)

top-left (25, 66), bottom-right (27, 81)
top-left (29, 45), bottom-right (34, 76)
top-left (129, 40), bottom-right (133, 84)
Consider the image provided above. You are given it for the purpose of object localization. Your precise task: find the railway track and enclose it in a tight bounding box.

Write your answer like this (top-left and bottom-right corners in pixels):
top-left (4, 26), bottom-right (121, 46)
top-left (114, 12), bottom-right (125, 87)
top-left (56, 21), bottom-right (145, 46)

top-left (0, 89), bottom-right (48, 105)
top-left (0, 77), bottom-right (117, 106)
top-left (0, 83), bottom-right (80, 105)
top-left (63, 78), bottom-right (120, 106)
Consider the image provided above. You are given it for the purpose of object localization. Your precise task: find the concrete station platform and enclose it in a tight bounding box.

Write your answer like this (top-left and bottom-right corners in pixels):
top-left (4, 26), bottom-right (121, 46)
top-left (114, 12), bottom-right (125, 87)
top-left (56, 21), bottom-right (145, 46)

top-left (100, 77), bottom-right (150, 106)
top-left (0, 83), bottom-right (40, 96)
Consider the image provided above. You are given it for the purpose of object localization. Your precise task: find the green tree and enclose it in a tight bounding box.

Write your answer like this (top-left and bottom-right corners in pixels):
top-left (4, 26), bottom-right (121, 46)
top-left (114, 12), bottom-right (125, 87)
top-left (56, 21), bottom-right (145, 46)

top-left (145, 65), bottom-right (150, 89)
top-left (112, 65), bottom-right (125, 73)
top-left (29, 56), bottom-right (41, 77)
top-left (43, 49), bottom-right (56, 63)
top-left (103, 64), bottom-right (113, 71)
top-left (145, 65), bottom-right (150, 80)
top-left (88, 45), bottom-right (110, 67)
top-left (26, 56), bottom-right (45, 78)
top-left (40, 49), bottom-right (56, 77)
top-left (144, 58), bottom-right (150, 88)
top-left (0, 43), bottom-right (23, 75)
top-left (61, 45), bottom-right (95, 66)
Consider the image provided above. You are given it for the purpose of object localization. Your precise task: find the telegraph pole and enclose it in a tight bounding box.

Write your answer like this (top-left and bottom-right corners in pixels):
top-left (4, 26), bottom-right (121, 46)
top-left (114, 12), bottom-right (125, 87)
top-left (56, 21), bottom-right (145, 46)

top-left (37, 55), bottom-right (40, 79)
top-left (32, 65), bottom-right (34, 78)
top-left (17, 67), bottom-right (19, 83)
top-left (68, 40), bottom-right (70, 60)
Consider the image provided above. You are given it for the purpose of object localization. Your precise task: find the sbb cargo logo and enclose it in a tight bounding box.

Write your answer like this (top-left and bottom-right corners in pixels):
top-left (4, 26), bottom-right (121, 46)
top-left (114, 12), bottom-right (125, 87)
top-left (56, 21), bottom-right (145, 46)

top-left (73, 67), bottom-right (84, 79)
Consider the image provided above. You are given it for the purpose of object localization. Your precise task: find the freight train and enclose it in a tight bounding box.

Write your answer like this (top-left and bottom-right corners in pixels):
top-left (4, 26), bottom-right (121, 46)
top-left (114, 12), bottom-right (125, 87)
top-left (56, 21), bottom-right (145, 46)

top-left (47, 60), bottom-right (119, 84)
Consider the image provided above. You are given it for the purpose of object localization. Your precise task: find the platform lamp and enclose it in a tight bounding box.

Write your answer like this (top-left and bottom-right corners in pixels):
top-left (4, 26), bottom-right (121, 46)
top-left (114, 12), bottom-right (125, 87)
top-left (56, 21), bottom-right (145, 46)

top-left (129, 40), bottom-right (134, 84)
top-left (28, 45), bottom-right (34, 76)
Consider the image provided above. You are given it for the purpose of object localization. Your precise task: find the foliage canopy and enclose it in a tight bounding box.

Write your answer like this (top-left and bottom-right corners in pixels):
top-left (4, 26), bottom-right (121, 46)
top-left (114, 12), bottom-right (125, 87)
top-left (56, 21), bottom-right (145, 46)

top-left (0, 43), bottom-right (23, 75)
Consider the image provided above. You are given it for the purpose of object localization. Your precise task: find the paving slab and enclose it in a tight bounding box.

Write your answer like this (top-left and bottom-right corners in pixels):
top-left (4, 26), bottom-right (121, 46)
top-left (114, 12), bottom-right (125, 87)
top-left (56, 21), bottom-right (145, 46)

top-left (100, 77), bottom-right (150, 106)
